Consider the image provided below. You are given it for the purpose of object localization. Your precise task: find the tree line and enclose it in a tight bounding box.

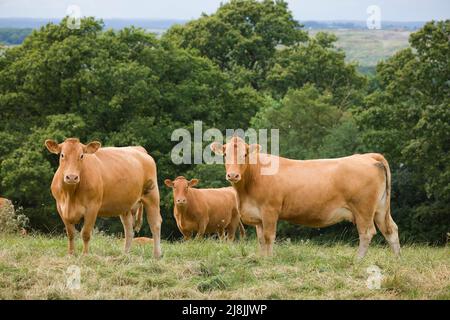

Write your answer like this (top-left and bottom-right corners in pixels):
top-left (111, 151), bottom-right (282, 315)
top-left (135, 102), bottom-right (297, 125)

top-left (0, 0), bottom-right (448, 244)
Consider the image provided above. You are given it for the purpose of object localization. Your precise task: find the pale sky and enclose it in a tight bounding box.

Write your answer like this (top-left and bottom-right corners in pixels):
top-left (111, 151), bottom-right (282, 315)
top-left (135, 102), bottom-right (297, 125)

top-left (0, 0), bottom-right (449, 21)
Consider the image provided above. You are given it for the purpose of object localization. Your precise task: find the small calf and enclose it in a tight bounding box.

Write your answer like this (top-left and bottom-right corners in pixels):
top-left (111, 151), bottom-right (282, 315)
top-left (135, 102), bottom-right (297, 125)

top-left (165, 176), bottom-right (244, 240)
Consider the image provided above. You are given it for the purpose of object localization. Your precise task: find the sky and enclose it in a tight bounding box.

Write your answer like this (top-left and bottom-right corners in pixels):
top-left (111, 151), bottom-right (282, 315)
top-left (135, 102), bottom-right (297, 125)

top-left (0, 0), bottom-right (449, 21)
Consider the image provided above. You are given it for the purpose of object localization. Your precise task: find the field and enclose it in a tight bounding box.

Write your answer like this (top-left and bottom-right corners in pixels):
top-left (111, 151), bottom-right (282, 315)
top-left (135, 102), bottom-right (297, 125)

top-left (0, 234), bottom-right (448, 300)
top-left (311, 29), bottom-right (411, 70)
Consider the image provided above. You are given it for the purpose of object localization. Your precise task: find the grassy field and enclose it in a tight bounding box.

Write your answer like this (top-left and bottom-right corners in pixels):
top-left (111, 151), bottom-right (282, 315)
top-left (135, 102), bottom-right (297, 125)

top-left (0, 234), bottom-right (448, 300)
top-left (311, 29), bottom-right (411, 70)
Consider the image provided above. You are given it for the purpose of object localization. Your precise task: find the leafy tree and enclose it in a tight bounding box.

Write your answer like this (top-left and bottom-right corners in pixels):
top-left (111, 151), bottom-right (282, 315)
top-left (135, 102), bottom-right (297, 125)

top-left (164, 0), bottom-right (307, 88)
top-left (265, 32), bottom-right (366, 108)
top-left (251, 85), bottom-right (359, 160)
top-left (356, 20), bottom-right (450, 243)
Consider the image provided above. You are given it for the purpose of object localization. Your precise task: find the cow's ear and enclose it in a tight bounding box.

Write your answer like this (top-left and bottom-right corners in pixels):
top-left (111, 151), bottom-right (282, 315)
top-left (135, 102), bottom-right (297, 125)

top-left (164, 179), bottom-right (173, 188)
top-left (45, 139), bottom-right (61, 154)
top-left (248, 144), bottom-right (261, 154)
top-left (188, 179), bottom-right (199, 187)
top-left (210, 142), bottom-right (225, 155)
top-left (84, 141), bottom-right (101, 154)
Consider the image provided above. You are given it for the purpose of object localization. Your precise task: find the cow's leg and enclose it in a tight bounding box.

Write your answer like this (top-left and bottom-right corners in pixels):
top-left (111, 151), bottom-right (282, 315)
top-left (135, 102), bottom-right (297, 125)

top-left (120, 212), bottom-right (134, 253)
top-left (225, 222), bottom-right (237, 242)
top-left (195, 222), bottom-right (207, 239)
top-left (225, 226), bottom-right (236, 241)
top-left (262, 215), bottom-right (278, 256)
top-left (64, 222), bottom-right (76, 255)
top-left (81, 211), bottom-right (98, 255)
top-left (180, 229), bottom-right (192, 241)
top-left (142, 188), bottom-right (162, 259)
top-left (355, 214), bottom-right (377, 260)
top-left (226, 211), bottom-right (239, 241)
top-left (255, 224), bottom-right (266, 255)
top-left (375, 210), bottom-right (401, 257)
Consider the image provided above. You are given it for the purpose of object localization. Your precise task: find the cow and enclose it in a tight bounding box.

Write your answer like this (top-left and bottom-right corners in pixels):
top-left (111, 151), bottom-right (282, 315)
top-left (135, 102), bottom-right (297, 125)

top-left (164, 176), bottom-right (245, 240)
top-left (211, 136), bottom-right (400, 259)
top-left (45, 138), bottom-right (162, 258)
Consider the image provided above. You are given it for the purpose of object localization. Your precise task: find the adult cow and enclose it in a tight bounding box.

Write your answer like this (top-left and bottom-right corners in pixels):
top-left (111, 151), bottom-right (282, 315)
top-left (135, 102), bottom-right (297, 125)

top-left (211, 136), bottom-right (400, 259)
top-left (164, 176), bottom-right (245, 240)
top-left (45, 138), bottom-right (162, 258)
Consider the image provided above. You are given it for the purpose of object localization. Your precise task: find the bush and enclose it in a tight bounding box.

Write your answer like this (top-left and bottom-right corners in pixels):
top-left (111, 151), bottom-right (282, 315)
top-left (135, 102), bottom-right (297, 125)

top-left (0, 200), bottom-right (29, 234)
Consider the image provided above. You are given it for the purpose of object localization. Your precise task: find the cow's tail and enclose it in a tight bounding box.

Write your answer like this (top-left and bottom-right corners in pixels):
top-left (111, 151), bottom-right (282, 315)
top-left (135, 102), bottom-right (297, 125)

top-left (133, 202), bottom-right (144, 233)
top-left (370, 153), bottom-right (394, 233)
top-left (238, 220), bottom-right (246, 239)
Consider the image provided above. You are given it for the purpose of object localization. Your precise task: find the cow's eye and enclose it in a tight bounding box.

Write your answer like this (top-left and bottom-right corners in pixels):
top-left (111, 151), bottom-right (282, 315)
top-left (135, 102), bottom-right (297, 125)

top-left (61, 154), bottom-right (65, 159)
top-left (223, 152), bottom-right (227, 157)
top-left (80, 154), bottom-right (84, 160)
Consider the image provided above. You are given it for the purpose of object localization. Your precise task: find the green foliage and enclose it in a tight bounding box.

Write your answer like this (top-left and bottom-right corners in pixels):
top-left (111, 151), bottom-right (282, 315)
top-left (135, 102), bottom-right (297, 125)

top-left (0, 28), bottom-right (33, 45)
top-left (164, 0), bottom-right (307, 88)
top-left (356, 20), bottom-right (450, 243)
top-left (265, 32), bottom-right (366, 107)
top-left (251, 85), bottom-right (360, 159)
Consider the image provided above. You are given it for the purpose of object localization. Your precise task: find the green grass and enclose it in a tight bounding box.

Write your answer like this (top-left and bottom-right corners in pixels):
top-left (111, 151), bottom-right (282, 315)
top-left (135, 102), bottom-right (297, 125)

top-left (310, 29), bottom-right (411, 69)
top-left (0, 234), bottom-right (448, 299)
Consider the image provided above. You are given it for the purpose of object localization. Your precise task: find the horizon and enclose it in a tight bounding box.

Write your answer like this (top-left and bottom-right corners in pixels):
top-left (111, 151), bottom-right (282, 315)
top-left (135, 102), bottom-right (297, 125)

top-left (0, 17), bottom-right (434, 23)
top-left (0, 0), bottom-right (449, 22)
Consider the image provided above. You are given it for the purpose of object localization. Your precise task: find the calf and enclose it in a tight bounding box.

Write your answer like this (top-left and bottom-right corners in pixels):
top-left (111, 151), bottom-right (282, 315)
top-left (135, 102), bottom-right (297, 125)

top-left (164, 176), bottom-right (244, 240)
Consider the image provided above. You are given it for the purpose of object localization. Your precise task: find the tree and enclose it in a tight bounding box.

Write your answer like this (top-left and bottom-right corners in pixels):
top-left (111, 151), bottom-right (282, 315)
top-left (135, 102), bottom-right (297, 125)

top-left (251, 84), bottom-right (359, 160)
top-left (356, 20), bottom-right (450, 243)
top-left (163, 0), bottom-right (307, 88)
top-left (265, 32), bottom-right (366, 108)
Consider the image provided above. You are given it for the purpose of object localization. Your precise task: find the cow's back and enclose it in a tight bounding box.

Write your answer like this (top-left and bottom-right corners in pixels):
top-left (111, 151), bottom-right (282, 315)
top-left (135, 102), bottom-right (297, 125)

top-left (90, 147), bottom-right (157, 217)
top-left (241, 153), bottom-right (386, 226)
top-left (197, 187), bottom-right (238, 227)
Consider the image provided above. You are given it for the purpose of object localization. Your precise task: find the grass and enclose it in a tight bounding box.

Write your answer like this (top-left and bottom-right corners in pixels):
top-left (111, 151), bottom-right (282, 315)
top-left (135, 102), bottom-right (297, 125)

top-left (310, 29), bottom-right (411, 68)
top-left (0, 233), bottom-right (448, 300)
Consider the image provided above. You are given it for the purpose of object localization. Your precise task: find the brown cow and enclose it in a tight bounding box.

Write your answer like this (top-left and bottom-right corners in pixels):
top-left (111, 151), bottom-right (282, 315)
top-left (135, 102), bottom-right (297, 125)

top-left (45, 138), bottom-right (162, 258)
top-left (211, 136), bottom-right (400, 259)
top-left (164, 176), bottom-right (245, 240)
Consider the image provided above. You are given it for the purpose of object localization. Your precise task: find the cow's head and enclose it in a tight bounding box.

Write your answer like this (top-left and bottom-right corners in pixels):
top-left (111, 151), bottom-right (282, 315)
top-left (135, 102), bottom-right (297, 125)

top-left (210, 136), bottom-right (260, 184)
top-left (164, 176), bottom-right (198, 207)
top-left (45, 138), bottom-right (101, 185)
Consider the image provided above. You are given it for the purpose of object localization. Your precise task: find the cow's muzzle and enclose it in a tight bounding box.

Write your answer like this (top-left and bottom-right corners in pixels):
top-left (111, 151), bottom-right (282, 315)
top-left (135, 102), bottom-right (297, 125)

top-left (226, 173), bottom-right (241, 183)
top-left (64, 174), bottom-right (80, 185)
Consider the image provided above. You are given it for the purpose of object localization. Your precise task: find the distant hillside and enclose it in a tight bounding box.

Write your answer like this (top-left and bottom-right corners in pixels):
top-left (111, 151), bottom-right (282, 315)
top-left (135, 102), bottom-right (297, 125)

top-left (310, 29), bottom-right (411, 73)
top-left (0, 18), bottom-right (187, 32)
top-left (301, 20), bottom-right (425, 30)
top-left (0, 18), bottom-right (426, 31)
top-left (0, 18), bottom-right (413, 73)
top-left (0, 27), bottom-right (32, 45)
